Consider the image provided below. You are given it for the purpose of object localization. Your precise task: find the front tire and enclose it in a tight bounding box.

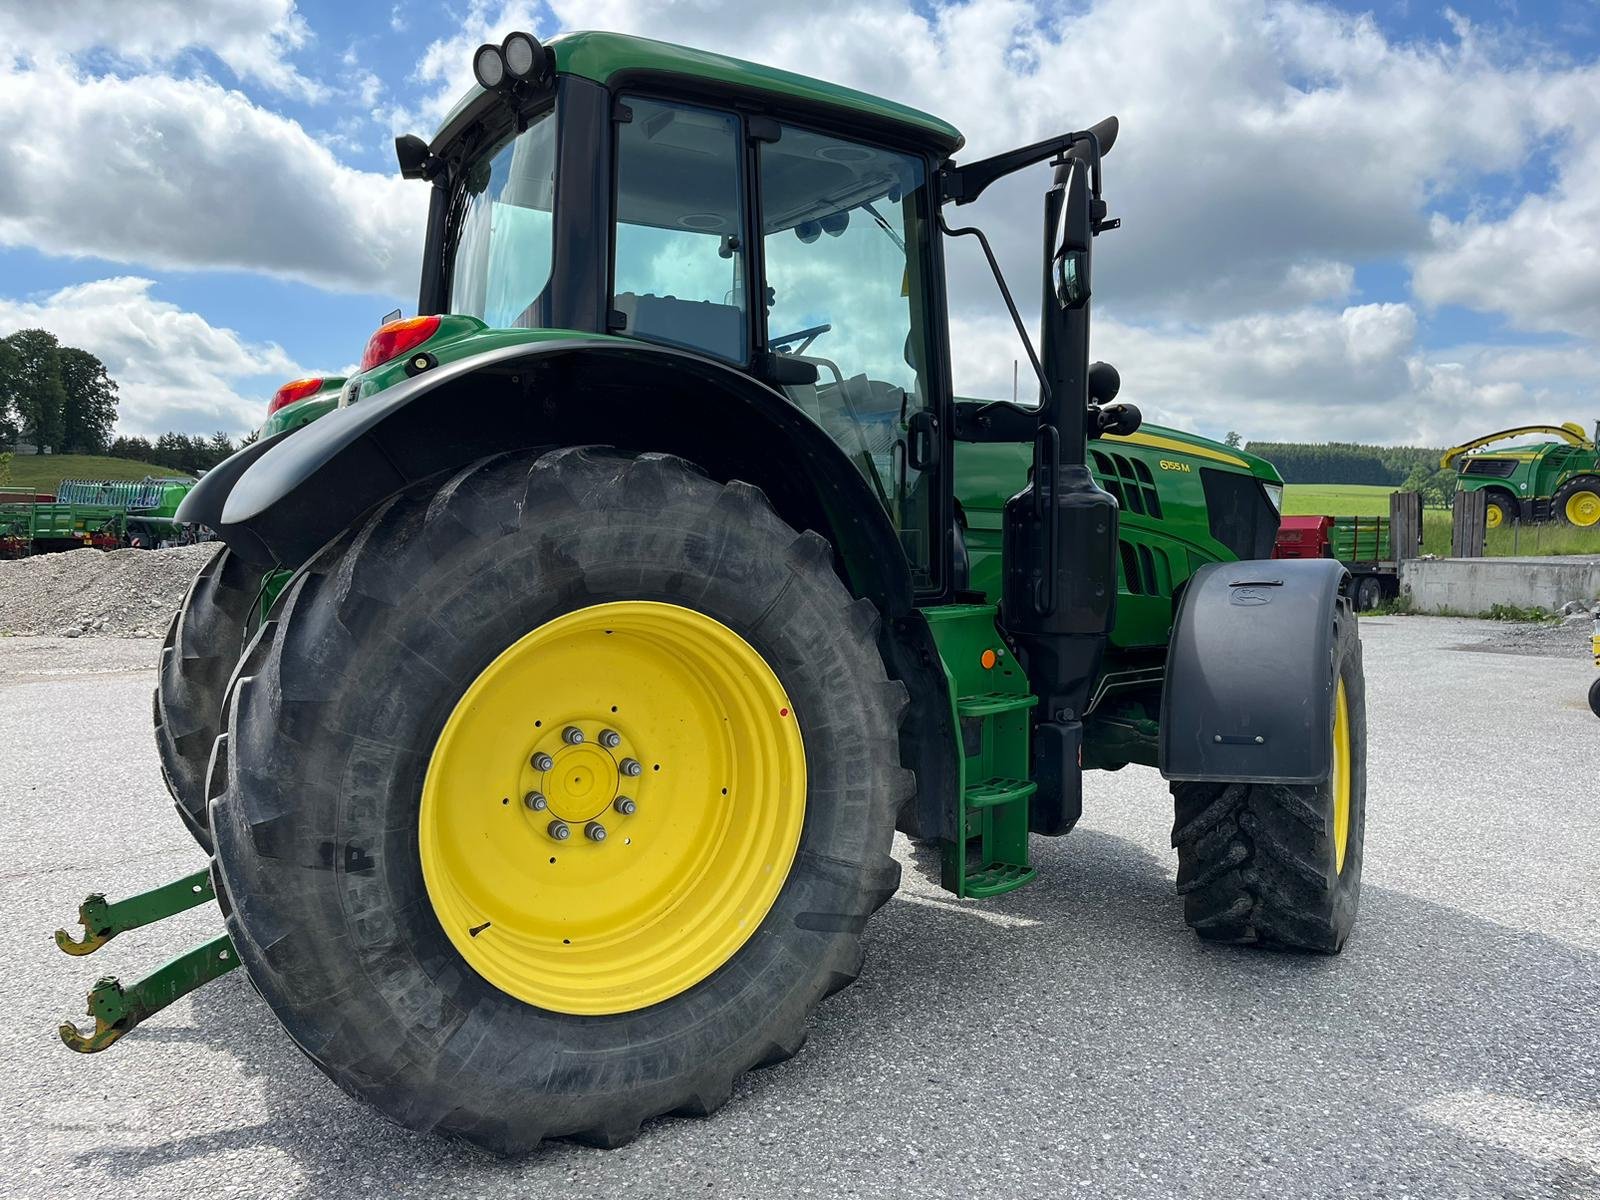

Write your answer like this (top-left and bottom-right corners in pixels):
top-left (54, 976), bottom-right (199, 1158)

top-left (1588, 676), bottom-right (1600, 719)
top-left (1555, 476), bottom-right (1600, 528)
top-left (1169, 607), bottom-right (1366, 952)
top-left (209, 448), bottom-right (910, 1153)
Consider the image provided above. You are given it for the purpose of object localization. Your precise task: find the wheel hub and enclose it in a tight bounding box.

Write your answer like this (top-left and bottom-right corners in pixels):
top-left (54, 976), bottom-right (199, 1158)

top-left (417, 601), bottom-right (806, 1015)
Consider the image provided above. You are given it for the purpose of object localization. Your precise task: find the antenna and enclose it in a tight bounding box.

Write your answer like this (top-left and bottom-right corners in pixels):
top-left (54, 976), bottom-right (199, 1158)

top-left (1013, 359), bottom-right (1018, 404)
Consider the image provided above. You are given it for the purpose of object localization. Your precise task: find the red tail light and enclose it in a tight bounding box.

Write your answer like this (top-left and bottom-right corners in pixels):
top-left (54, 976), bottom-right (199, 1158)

top-left (267, 376), bottom-right (324, 416)
top-left (361, 315), bottom-right (441, 371)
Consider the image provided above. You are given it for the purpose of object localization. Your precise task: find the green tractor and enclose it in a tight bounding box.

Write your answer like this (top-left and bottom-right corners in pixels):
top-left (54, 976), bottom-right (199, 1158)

top-left (58, 30), bottom-right (1368, 1153)
top-left (1444, 421), bottom-right (1600, 529)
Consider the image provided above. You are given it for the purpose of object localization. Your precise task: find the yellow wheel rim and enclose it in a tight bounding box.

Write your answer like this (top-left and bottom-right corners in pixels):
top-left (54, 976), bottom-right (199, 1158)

top-left (1485, 503), bottom-right (1504, 530)
top-left (1330, 678), bottom-right (1351, 874)
top-left (419, 601), bottom-right (806, 1015)
top-left (1566, 490), bottom-right (1600, 527)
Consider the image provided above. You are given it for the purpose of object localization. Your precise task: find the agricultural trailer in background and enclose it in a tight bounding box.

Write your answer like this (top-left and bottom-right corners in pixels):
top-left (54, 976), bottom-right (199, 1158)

top-left (1273, 513), bottom-right (1407, 611)
top-left (1445, 422), bottom-right (1600, 529)
top-left (54, 30), bottom-right (1370, 1154)
top-left (55, 477), bottom-right (202, 548)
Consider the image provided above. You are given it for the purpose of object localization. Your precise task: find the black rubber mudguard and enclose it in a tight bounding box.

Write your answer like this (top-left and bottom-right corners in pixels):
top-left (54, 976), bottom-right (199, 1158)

top-left (1159, 557), bottom-right (1350, 785)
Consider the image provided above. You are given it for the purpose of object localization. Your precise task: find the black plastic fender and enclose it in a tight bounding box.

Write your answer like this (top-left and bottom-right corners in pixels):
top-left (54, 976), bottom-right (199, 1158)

top-left (181, 335), bottom-right (959, 840)
top-left (1159, 557), bottom-right (1351, 784)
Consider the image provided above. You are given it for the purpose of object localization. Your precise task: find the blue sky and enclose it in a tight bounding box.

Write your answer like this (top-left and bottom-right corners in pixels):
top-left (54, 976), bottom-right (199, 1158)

top-left (2, 0), bottom-right (1598, 445)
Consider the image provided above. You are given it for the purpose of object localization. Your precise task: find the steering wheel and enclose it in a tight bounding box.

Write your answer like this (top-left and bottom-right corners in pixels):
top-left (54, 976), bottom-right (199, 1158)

top-left (769, 323), bottom-right (832, 355)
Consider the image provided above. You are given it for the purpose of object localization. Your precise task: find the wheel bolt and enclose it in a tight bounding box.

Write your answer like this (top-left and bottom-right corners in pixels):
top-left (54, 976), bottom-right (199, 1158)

top-left (620, 757), bottom-right (643, 777)
top-left (584, 821), bottom-right (607, 842)
top-left (613, 796), bottom-right (637, 816)
top-left (562, 725), bottom-right (585, 745)
top-left (598, 729), bottom-right (621, 749)
top-left (531, 752), bottom-right (554, 772)
top-left (547, 820), bottom-right (571, 841)
top-left (524, 791), bottom-right (547, 811)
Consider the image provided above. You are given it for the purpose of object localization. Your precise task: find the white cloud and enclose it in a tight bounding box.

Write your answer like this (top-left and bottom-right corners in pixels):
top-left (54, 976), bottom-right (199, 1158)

top-left (953, 302), bottom-right (1591, 446)
top-left (0, 277), bottom-right (305, 438)
top-left (0, 0), bottom-right (328, 101)
top-left (0, 59), bottom-right (426, 297)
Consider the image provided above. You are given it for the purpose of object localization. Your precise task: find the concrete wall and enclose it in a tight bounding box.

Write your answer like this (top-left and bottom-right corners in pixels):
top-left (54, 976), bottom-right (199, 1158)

top-left (1399, 555), bottom-right (1600, 615)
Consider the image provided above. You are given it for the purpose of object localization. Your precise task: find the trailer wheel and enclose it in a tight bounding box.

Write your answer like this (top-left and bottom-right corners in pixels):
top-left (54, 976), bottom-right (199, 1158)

top-left (1484, 492), bottom-right (1518, 530)
top-left (1554, 476), bottom-right (1600, 528)
top-left (1354, 576), bottom-right (1381, 612)
top-left (1169, 610), bottom-right (1365, 953)
top-left (154, 546), bottom-right (265, 850)
top-left (209, 448), bottom-right (910, 1153)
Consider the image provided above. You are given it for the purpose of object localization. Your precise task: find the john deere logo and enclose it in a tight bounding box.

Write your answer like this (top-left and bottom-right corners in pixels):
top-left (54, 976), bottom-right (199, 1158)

top-left (1229, 587), bottom-right (1273, 607)
top-left (1159, 459), bottom-right (1191, 472)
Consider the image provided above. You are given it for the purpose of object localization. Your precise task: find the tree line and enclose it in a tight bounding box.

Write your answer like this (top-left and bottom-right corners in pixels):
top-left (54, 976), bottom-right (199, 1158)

top-left (1241, 440), bottom-right (1446, 485)
top-left (0, 329), bottom-right (119, 454)
top-left (1, 327), bottom-right (252, 475)
top-left (106, 432), bottom-right (246, 476)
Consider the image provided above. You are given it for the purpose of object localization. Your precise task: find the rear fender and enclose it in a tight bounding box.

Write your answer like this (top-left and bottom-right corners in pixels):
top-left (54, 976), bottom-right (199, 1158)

top-left (187, 337), bottom-right (959, 838)
top-left (1159, 558), bottom-right (1350, 784)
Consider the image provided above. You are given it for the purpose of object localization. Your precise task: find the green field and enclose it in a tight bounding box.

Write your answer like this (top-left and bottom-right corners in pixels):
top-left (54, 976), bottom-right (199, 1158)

top-left (0, 454), bottom-right (191, 494)
top-left (1283, 483), bottom-right (1600, 558)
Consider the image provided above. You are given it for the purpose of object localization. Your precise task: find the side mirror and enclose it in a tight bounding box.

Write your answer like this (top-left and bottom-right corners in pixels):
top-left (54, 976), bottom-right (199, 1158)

top-left (1052, 157), bottom-right (1093, 308)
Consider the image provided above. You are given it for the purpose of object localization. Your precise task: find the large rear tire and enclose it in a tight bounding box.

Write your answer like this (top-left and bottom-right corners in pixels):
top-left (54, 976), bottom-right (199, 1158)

top-left (1169, 608), bottom-right (1366, 952)
top-left (208, 448), bottom-right (910, 1153)
top-left (155, 546), bottom-right (264, 851)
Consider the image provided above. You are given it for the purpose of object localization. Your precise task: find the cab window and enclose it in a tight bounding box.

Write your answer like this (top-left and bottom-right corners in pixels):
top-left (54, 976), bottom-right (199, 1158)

top-left (612, 97), bottom-right (748, 363)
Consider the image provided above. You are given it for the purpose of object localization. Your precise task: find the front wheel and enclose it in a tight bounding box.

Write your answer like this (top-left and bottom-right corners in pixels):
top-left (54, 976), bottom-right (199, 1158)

top-left (1484, 492), bottom-right (1518, 531)
top-left (1588, 676), bottom-right (1600, 719)
top-left (1555, 476), bottom-right (1600, 528)
top-left (209, 448), bottom-right (910, 1152)
top-left (1169, 608), bottom-right (1366, 952)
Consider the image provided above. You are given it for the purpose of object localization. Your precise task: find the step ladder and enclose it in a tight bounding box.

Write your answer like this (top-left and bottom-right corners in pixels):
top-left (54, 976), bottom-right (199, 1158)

top-left (922, 605), bottom-right (1039, 899)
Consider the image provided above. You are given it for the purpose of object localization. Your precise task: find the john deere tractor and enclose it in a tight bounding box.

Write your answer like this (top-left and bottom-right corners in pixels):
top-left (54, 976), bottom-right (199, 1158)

top-left (56, 31), bottom-right (1368, 1153)
top-left (1444, 421), bottom-right (1600, 528)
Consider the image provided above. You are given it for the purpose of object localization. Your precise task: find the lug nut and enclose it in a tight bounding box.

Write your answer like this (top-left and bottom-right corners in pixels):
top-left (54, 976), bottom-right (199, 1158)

top-left (531, 752), bottom-right (554, 772)
top-left (620, 757), bottom-right (643, 777)
top-left (598, 729), bottom-right (622, 749)
top-left (524, 791), bottom-right (547, 811)
top-left (547, 820), bottom-right (571, 841)
top-left (584, 821), bottom-right (607, 842)
top-left (613, 796), bottom-right (637, 816)
top-left (562, 725), bottom-right (585, 745)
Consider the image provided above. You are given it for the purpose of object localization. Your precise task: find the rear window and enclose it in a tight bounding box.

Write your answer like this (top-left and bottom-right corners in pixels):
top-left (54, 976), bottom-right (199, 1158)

top-left (1200, 469), bottom-right (1279, 561)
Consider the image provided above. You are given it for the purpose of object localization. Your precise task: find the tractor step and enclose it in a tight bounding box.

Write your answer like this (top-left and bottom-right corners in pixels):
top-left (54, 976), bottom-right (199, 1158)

top-left (922, 604), bottom-right (1039, 900)
top-left (60, 934), bottom-right (239, 1053)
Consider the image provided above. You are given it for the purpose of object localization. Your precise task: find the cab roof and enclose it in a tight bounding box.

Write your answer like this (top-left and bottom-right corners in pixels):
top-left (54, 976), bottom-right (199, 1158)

top-left (435, 30), bottom-right (965, 155)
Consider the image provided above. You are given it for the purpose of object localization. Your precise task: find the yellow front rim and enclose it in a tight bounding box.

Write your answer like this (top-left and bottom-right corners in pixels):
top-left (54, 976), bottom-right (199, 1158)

top-left (1485, 503), bottom-right (1504, 530)
top-left (1566, 490), bottom-right (1600, 527)
top-left (419, 601), bottom-right (806, 1015)
top-left (1331, 678), bottom-right (1351, 874)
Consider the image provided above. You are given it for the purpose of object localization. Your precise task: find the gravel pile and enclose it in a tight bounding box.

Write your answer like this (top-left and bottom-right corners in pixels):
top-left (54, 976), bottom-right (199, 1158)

top-left (0, 543), bottom-right (216, 638)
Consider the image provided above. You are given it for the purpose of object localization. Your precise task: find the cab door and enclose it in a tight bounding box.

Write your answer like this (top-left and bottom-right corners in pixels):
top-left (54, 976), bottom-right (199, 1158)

top-left (755, 124), bottom-right (950, 595)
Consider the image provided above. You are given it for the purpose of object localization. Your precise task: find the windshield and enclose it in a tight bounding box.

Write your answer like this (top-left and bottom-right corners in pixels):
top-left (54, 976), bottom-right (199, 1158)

top-left (448, 104), bottom-right (557, 327)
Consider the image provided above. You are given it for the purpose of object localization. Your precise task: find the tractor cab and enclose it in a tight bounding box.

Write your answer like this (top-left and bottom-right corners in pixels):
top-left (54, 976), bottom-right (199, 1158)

top-left (407, 32), bottom-right (962, 588)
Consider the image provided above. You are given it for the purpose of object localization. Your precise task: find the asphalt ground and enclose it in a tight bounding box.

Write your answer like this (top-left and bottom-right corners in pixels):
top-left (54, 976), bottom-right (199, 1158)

top-left (2, 615), bottom-right (1596, 1199)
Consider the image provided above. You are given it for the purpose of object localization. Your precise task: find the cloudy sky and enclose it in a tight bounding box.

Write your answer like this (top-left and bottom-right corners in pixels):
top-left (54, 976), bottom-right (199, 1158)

top-left (2, 0), bottom-right (1598, 445)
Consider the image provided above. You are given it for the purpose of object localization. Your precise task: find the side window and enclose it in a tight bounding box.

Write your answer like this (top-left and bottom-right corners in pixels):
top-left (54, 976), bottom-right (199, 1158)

top-left (760, 127), bottom-right (939, 585)
top-left (612, 98), bottom-right (748, 363)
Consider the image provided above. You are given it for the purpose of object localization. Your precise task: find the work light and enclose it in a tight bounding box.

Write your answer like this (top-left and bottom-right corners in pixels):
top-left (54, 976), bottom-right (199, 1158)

top-left (502, 31), bottom-right (540, 79)
top-left (473, 43), bottom-right (506, 90)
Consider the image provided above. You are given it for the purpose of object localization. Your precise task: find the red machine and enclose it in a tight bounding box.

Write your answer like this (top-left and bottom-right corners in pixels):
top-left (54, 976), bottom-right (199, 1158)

top-left (1272, 515), bottom-right (1334, 560)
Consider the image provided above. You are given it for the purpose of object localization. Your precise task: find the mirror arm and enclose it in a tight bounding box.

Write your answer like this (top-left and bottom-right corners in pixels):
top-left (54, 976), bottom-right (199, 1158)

top-left (938, 213), bottom-right (1050, 405)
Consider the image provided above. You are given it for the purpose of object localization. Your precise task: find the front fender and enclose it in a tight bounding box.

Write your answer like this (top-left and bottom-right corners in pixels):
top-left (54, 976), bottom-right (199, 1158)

top-left (1159, 557), bottom-right (1351, 784)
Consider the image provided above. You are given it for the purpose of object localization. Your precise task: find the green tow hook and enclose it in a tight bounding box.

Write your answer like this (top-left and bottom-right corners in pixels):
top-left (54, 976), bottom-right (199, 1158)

top-left (55, 868), bottom-right (217, 955)
top-left (55, 868), bottom-right (240, 1053)
top-left (60, 935), bottom-right (239, 1053)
